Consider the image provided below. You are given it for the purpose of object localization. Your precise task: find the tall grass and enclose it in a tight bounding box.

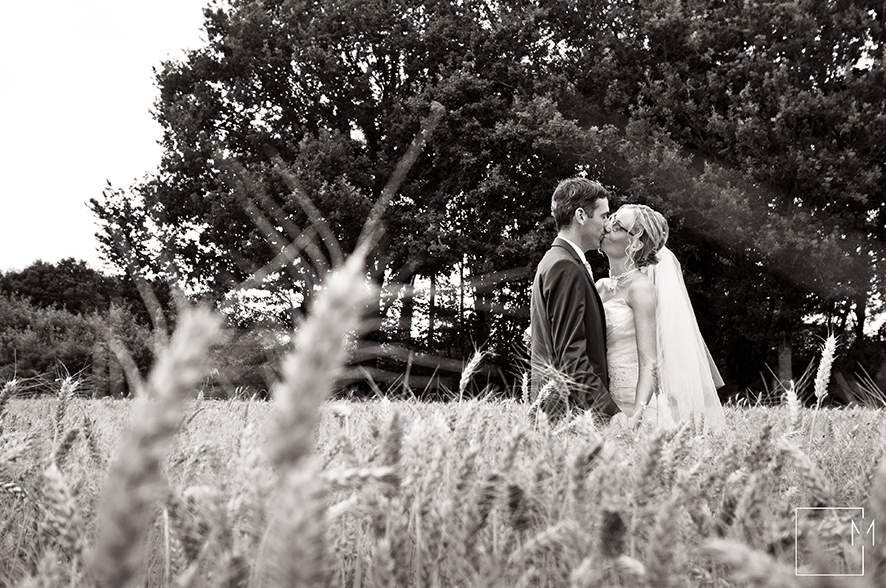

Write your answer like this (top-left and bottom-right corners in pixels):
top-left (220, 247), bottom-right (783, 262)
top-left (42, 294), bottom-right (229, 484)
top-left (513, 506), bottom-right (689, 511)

top-left (2, 400), bottom-right (884, 586)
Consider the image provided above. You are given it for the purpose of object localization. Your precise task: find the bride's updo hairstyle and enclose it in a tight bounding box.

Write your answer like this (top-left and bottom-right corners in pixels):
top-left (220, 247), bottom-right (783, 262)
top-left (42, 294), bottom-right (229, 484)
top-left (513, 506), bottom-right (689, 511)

top-left (622, 204), bottom-right (669, 270)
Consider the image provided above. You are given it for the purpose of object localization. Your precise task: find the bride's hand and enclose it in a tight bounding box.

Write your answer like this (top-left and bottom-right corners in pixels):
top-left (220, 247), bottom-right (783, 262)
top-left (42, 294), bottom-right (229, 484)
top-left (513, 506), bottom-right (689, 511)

top-left (609, 412), bottom-right (629, 430)
top-left (628, 403), bottom-right (648, 430)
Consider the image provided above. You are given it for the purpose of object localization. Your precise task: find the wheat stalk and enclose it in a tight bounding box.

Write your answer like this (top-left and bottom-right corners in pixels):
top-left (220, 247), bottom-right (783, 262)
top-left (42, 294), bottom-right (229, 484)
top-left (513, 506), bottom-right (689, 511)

top-left (703, 538), bottom-right (800, 587)
top-left (261, 250), bottom-right (375, 587)
top-left (813, 334), bottom-right (837, 404)
top-left (458, 349), bottom-right (488, 401)
top-left (776, 439), bottom-right (832, 507)
top-left (87, 307), bottom-right (222, 588)
top-left (784, 379), bottom-right (801, 433)
top-left (266, 251), bottom-right (374, 471)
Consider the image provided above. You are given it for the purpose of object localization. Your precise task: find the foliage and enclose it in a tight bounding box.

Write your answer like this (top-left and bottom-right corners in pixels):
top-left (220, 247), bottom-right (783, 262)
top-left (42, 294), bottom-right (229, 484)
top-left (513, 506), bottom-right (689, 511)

top-left (0, 257), bottom-right (173, 328)
top-left (89, 0), bottom-right (886, 392)
top-left (0, 293), bottom-right (100, 382)
top-left (0, 293), bottom-right (153, 396)
top-left (608, 0), bottom-right (886, 357)
top-left (0, 258), bottom-right (113, 316)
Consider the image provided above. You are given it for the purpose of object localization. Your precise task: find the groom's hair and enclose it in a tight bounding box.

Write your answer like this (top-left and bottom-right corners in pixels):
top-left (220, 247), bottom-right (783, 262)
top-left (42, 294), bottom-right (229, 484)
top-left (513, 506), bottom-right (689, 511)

top-left (551, 178), bottom-right (609, 230)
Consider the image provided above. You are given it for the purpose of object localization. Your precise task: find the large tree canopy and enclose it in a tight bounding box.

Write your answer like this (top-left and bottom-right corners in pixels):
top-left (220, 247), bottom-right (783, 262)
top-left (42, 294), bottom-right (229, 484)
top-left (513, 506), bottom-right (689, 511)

top-left (92, 0), bottom-right (886, 393)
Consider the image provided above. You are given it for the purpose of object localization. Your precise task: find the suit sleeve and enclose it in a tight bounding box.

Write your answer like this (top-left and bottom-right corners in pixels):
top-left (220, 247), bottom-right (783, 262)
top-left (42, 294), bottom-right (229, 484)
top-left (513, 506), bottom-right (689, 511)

top-left (543, 260), bottom-right (620, 415)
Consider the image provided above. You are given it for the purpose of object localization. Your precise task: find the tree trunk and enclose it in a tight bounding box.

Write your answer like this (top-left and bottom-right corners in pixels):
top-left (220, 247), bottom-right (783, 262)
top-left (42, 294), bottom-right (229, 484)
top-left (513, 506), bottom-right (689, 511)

top-left (778, 332), bottom-right (792, 387)
top-left (92, 343), bottom-right (108, 398)
top-left (853, 288), bottom-right (868, 346)
top-left (428, 273), bottom-right (437, 347)
top-left (459, 259), bottom-right (466, 355)
top-left (110, 349), bottom-right (124, 397)
top-left (400, 275), bottom-right (415, 345)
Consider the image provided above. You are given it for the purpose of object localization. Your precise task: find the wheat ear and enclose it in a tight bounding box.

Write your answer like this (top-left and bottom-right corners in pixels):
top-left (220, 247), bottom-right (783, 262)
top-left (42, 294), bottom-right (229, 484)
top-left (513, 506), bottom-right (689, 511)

top-left (869, 455), bottom-right (886, 581)
top-left (262, 251), bottom-right (374, 587)
top-left (807, 335), bottom-right (836, 453)
top-left (40, 462), bottom-right (83, 558)
top-left (458, 349), bottom-right (488, 401)
top-left (813, 334), bottom-right (836, 404)
top-left (87, 307), bottom-right (222, 588)
top-left (266, 251), bottom-right (373, 470)
top-left (703, 539), bottom-right (800, 587)
top-left (646, 494), bottom-right (688, 588)
top-left (776, 439), bottom-right (832, 507)
top-left (53, 377), bottom-right (76, 446)
top-left (783, 379), bottom-right (801, 433)
top-left (0, 378), bottom-right (18, 433)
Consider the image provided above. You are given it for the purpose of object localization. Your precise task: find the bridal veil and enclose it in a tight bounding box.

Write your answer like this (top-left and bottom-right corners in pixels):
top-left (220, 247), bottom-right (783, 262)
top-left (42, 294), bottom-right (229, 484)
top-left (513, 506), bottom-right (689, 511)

top-left (647, 246), bottom-right (727, 432)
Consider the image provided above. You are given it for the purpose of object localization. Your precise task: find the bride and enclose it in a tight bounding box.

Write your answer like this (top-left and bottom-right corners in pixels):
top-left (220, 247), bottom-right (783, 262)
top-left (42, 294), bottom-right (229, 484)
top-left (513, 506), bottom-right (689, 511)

top-left (596, 204), bottom-right (726, 432)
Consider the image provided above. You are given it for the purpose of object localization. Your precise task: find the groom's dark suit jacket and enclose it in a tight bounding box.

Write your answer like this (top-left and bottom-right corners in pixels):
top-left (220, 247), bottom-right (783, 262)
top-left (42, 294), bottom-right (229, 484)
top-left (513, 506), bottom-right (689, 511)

top-left (530, 238), bottom-right (619, 415)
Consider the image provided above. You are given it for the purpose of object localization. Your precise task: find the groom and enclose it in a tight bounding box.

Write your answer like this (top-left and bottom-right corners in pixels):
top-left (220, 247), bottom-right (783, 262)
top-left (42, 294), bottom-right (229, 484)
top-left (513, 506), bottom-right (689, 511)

top-left (530, 178), bottom-right (620, 418)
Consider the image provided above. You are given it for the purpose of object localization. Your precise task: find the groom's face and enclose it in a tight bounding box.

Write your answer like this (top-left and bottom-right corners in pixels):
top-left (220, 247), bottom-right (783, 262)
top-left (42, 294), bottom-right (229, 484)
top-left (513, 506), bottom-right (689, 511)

top-left (579, 197), bottom-right (610, 250)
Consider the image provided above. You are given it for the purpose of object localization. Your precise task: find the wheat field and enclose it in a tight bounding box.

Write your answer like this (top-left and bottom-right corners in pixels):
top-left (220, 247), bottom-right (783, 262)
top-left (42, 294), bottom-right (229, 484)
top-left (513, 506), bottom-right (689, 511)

top-left (1, 253), bottom-right (885, 587)
top-left (1, 391), bottom-right (884, 587)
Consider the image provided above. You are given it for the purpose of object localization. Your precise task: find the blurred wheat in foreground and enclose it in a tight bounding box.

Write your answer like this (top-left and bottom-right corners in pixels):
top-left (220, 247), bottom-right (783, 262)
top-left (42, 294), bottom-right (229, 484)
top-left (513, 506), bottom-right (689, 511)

top-left (1, 252), bottom-right (885, 588)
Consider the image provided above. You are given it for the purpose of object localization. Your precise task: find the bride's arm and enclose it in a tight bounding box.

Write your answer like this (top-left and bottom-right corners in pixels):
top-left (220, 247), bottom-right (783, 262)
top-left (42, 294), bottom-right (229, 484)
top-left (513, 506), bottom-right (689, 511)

top-left (629, 278), bottom-right (658, 417)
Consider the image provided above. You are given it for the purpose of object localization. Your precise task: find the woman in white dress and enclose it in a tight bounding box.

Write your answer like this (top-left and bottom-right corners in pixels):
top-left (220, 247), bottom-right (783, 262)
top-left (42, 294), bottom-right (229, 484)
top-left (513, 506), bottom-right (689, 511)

top-left (596, 205), bottom-right (726, 432)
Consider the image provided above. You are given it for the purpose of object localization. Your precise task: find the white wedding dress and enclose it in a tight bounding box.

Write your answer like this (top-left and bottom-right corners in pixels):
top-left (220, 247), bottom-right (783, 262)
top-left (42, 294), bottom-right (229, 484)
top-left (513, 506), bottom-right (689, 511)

top-left (603, 247), bottom-right (727, 433)
top-left (604, 296), bottom-right (674, 428)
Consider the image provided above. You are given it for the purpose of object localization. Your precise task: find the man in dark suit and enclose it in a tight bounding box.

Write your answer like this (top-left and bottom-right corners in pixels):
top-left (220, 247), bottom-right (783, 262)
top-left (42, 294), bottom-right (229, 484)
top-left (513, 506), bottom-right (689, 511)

top-left (530, 177), bottom-right (621, 418)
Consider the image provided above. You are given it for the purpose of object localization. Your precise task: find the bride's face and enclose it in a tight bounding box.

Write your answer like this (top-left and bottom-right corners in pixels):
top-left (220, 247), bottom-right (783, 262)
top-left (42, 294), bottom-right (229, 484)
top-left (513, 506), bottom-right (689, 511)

top-left (600, 208), bottom-right (637, 258)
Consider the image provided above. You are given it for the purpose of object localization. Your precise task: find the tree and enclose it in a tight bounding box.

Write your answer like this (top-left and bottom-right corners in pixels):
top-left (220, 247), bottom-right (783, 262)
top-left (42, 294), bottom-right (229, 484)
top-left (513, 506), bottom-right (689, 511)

top-left (625, 0), bottom-right (886, 385)
top-left (91, 0), bottom-right (885, 395)
top-left (0, 258), bottom-right (173, 331)
top-left (91, 0), bottom-right (618, 374)
top-left (0, 259), bottom-right (113, 316)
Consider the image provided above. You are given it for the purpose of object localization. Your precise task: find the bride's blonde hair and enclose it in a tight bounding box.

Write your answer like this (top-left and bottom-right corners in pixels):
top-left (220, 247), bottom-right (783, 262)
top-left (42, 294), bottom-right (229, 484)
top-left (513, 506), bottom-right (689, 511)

top-left (621, 204), bottom-right (669, 270)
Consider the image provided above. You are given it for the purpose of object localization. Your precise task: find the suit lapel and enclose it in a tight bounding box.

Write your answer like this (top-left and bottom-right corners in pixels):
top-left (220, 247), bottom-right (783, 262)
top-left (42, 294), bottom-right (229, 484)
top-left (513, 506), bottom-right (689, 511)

top-left (551, 238), bottom-right (608, 359)
top-left (552, 238), bottom-right (594, 285)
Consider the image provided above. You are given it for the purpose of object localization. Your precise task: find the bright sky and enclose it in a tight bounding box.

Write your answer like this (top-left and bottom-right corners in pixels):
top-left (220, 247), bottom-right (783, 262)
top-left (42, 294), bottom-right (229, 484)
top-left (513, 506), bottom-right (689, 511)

top-left (0, 2), bottom-right (208, 273)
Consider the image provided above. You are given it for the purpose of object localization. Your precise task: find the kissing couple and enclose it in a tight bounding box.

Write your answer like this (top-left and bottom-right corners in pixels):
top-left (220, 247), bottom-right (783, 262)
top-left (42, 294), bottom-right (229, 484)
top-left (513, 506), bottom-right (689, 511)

top-left (529, 177), bottom-right (726, 432)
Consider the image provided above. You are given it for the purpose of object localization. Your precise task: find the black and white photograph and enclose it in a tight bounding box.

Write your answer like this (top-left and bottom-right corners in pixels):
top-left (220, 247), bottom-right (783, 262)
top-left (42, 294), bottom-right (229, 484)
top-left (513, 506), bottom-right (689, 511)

top-left (1, 1), bottom-right (885, 586)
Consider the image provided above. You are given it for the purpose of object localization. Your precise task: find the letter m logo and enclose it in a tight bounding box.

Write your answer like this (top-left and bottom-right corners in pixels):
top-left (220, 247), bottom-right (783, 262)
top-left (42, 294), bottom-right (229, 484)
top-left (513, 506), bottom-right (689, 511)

top-left (851, 517), bottom-right (875, 547)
